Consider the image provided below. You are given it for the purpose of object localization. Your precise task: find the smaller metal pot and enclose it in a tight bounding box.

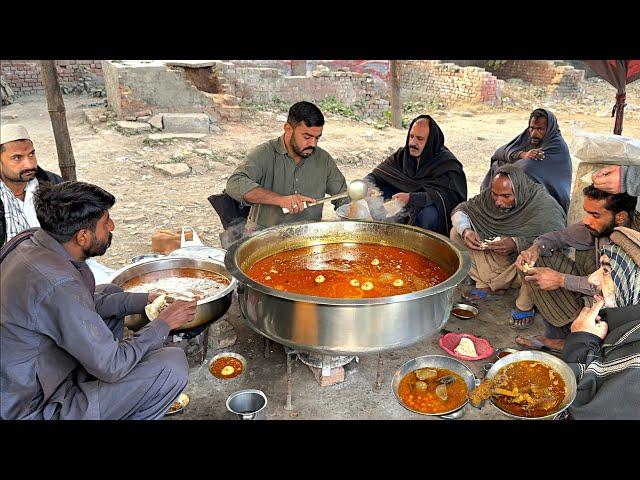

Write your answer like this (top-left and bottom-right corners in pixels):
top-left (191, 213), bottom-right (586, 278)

top-left (481, 350), bottom-right (577, 420)
top-left (391, 355), bottom-right (478, 419)
top-left (226, 389), bottom-right (268, 420)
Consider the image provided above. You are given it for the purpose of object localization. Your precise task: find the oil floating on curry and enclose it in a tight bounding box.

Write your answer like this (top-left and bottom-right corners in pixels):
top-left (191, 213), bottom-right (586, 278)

top-left (245, 243), bottom-right (450, 298)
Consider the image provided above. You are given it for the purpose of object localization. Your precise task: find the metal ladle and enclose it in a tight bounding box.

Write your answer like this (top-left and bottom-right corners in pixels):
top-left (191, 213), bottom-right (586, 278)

top-left (282, 179), bottom-right (368, 213)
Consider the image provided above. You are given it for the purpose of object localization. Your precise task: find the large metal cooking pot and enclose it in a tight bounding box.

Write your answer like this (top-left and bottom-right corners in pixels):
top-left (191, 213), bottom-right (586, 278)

top-left (108, 257), bottom-right (237, 332)
top-left (482, 351), bottom-right (577, 420)
top-left (225, 221), bottom-right (471, 355)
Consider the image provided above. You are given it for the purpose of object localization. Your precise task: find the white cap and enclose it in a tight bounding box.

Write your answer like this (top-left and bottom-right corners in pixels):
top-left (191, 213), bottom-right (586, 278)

top-left (1, 124), bottom-right (31, 145)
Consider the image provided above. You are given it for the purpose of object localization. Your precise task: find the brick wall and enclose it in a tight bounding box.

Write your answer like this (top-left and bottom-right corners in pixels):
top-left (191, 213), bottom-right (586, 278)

top-left (1, 60), bottom-right (104, 96)
top-left (484, 60), bottom-right (584, 99)
top-left (226, 64), bottom-right (390, 118)
top-left (399, 60), bottom-right (503, 106)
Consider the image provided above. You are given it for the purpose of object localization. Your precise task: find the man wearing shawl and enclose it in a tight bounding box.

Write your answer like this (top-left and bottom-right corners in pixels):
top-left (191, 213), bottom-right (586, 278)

top-left (450, 164), bottom-right (566, 325)
top-left (481, 108), bottom-right (572, 213)
top-left (557, 227), bottom-right (640, 419)
top-left (364, 115), bottom-right (467, 235)
top-left (514, 186), bottom-right (637, 353)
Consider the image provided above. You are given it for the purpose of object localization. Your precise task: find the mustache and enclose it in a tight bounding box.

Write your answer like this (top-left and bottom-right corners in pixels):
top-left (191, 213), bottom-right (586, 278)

top-left (20, 169), bottom-right (37, 176)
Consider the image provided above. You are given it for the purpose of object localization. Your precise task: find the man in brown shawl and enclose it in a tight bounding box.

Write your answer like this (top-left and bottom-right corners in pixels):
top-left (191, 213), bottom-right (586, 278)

top-left (450, 164), bottom-right (566, 326)
top-left (364, 115), bottom-right (467, 235)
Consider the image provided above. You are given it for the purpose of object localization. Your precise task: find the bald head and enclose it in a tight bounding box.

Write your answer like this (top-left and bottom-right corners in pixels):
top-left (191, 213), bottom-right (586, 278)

top-left (491, 173), bottom-right (515, 210)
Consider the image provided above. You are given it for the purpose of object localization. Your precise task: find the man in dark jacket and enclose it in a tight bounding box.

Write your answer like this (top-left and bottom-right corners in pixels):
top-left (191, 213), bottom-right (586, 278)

top-left (560, 226), bottom-right (640, 419)
top-left (1, 123), bottom-right (63, 246)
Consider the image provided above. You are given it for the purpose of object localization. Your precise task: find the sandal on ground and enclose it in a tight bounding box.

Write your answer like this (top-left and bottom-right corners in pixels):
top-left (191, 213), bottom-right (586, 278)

top-left (461, 288), bottom-right (505, 302)
top-left (514, 335), bottom-right (563, 354)
top-left (509, 308), bottom-right (535, 330)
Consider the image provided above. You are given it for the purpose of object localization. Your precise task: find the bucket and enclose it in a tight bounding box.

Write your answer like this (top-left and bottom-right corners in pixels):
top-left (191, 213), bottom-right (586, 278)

top-left (226, 389), bottom-right (267, 420)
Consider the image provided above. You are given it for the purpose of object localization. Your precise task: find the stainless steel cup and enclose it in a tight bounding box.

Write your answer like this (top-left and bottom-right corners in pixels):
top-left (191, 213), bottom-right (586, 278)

top-left (226, 389), bottom-right (267, 420)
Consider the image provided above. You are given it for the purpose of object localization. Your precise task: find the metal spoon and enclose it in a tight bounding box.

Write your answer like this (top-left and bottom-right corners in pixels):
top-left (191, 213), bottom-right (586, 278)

top-left (282, 179), bottom-right (368, 213)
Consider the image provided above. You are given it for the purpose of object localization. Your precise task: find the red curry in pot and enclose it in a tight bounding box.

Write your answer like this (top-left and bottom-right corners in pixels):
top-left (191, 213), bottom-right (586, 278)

top-left (245, 242), bottom-right (450, 298)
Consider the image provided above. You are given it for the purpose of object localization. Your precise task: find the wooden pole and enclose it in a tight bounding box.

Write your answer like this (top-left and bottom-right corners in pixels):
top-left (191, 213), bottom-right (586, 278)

top-left (390, 60), bottom-right (402, 129)
top-left (39, 61), bottom-right (77, 181)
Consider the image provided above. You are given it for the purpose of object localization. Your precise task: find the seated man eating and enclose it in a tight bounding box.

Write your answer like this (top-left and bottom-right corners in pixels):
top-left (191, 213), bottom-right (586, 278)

top-left (559, 226), bottom-right (640, 419)
top-left (514, 185), bottom-right (637, 353)
top-left (450, 164), bottom-right (566, 327)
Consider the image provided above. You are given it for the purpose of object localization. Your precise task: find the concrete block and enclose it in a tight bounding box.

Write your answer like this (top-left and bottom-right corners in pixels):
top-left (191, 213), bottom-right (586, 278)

top-left (153, 163), bottom-right (191, 177)
top-left (163, 113), bottom-right (210, 133)
top-left (147, 133), bottom-right (206, 142)
top-left (116, 121), bottom-right (152, 133)
top-left (148, 114), bottom-right (163, 129)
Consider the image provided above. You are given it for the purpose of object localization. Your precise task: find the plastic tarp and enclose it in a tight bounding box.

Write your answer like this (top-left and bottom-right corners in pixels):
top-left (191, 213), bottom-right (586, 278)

top-left (585, 60), bottom-right (640, 134)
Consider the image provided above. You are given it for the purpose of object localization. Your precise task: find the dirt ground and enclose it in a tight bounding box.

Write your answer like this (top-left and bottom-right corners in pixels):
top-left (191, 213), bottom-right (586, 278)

top-left (1, 77), bottom-right (638, 420)
top-left (2, 77), bottom-right (638, 268)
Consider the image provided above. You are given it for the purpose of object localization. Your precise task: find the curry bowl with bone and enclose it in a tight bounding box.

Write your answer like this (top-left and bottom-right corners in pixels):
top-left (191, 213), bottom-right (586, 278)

top-left (469, 350), bottom-right (577, 419)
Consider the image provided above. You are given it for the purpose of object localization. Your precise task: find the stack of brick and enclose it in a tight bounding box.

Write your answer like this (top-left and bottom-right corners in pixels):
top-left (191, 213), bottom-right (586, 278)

top-left (1, 60), bottom-right (104, 97)
top-left (399, 60), bottom-right (503, 106)
top-left (484, 60), bottom-right (584, 99)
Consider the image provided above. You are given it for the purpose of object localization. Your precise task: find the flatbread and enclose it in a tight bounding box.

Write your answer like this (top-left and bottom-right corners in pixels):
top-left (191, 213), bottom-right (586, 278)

top-left (145, 294), bottom-right (169, 320)
top-left (454, 337), bottom-right (478, 357)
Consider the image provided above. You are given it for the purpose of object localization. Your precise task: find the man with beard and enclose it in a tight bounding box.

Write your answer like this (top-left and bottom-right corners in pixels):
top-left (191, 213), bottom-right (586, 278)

top-left (591, 164), bottom-right (640, 230)
top-left (0, 124), bottom-right (62, 246)
top-left (363, 115), bottom-right (467, 235)
top-left (226, 101), bottom-right (347, 230)
top-left (513, 185), bottom-right (637, 353)
top-left (450, 165), bottom-right (566, 327)
top-left (556, 226), bottom-right (640, 419)
top-left (481, 108), bottom-right (572, 213)
top-left (0, 181), bottom-right (198, 419)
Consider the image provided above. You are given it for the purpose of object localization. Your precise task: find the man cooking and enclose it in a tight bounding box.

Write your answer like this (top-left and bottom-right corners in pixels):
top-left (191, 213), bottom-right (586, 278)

top-left (1, 181), bottom-right (197, 420)
top-left (225, 101), bottom-right (348, 230)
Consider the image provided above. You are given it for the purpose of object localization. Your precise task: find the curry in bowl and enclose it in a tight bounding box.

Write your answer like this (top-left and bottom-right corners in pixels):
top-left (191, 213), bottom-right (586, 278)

top-left (470, 360), bottom-right (567, 418)
top-left (397, 367), bottom-right (468, 414)
top-left (245, 242), bottom-right (450, 298)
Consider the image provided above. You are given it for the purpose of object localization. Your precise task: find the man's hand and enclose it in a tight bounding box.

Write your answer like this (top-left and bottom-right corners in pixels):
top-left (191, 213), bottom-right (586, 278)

top-left (157, 299), bottom-right (198, 331)
top-left (462, 229), bottom-right (483, 251)
top-left (148, 290), bottom-right (164, 304)
top-left (524, 267), bottom-right (565, 291)
top-left (516, 244), bottom-right (540, 272)
top-left (391, 192), bottom-right (410, 205)
top-left (280, 193), bottom-right (317, 214)
top-left (519, 149), bottom-right (545, 161)
top-left (591, 165), bottom-right (622, 194)
top-left (485, 237), bottom-right (518, 256)
top-left (571, 299), bottom-right (607, 339)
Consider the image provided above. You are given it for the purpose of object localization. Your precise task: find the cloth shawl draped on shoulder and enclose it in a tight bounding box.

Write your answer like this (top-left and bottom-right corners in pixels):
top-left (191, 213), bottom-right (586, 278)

top-left (368, 115), bottom-right (467, 234)
top-left (453, 164), bottom-right (566, 251)
top-left (480, 109), bottom-right (572, 213)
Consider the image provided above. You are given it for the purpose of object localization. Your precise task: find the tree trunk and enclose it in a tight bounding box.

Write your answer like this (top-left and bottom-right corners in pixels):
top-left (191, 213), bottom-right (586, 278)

top-left (390, 61), bottom-right (402, 129)
top-left (39, 61), bottom-right (77, 181)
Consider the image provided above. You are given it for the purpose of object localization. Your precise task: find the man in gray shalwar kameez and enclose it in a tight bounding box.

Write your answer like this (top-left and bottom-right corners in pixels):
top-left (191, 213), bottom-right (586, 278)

top-left (1, 181), bottom-right (197, 420)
